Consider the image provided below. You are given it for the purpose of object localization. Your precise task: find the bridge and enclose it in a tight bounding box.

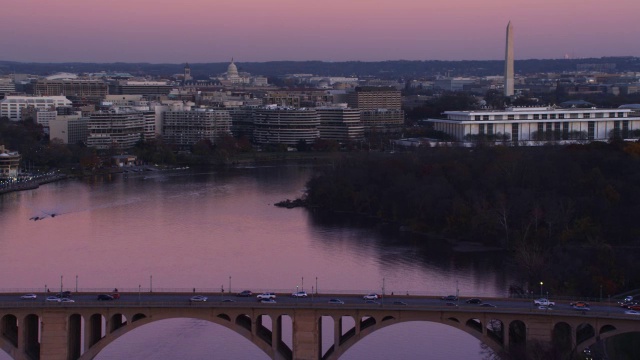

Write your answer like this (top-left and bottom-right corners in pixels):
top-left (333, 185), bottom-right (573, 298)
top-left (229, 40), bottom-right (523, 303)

top-left (0, 292), bottom-right (638, 360)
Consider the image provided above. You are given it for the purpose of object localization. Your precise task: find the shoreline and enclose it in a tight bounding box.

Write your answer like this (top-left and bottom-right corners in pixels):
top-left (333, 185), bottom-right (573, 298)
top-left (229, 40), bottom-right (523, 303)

top-left (0, 174), bottom-right (68, 196)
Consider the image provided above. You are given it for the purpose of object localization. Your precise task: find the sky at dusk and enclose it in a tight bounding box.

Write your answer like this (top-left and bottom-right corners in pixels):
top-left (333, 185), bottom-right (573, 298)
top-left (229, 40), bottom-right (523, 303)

top-left (1, 0), bottom-right (639, 63)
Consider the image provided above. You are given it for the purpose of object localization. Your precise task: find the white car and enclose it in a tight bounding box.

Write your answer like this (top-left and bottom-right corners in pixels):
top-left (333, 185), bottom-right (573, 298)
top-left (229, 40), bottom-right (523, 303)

top-left (625, 310), bottom-right (640, 315)
top-left (363, 293), bottom-right (379, 300)
top-left (533, 298), bottom-right (555, 307)
top-left (190, 295), bottom-right (207, 302)
top-left (260, 298), bottom-right (277, 304)
top-left (20, 294), bottom-right (37, 300)
top-left (45, 296), bottom-right (61, 302)
top-left (60, 298), bottom-right (75, 303)
top-left (328, 298), bottom-right (344, 304)
top-left (291, 291), bottom-right (308, 298)
top-left (257, 293), bottom-right (276, 300)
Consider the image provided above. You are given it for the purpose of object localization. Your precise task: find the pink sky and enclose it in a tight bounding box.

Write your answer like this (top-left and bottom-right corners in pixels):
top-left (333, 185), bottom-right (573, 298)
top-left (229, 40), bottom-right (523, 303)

top-left (1, 0), bottom-right (639, 63)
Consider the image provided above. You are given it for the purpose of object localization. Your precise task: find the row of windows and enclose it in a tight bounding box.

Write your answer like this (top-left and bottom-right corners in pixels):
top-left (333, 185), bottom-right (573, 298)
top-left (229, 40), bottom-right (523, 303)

top-left (474, 112), bottom-right (627, 121)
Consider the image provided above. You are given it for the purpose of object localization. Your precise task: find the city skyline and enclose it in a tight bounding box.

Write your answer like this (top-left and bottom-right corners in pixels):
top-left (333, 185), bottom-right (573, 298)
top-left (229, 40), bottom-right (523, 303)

top-left (0, 0), bottom-right (639, 63)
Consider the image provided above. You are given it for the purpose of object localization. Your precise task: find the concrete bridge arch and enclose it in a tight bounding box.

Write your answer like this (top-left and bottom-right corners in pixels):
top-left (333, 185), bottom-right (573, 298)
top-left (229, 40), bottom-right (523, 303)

top-left (79, 308), bottom-right (289, 360)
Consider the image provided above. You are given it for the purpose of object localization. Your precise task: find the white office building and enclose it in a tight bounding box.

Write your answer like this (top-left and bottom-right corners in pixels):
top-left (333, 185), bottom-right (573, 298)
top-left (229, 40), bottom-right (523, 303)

top-left (316, 107), bottom-right (364, 142)
top-left (427, 107), bottom-right (640, 143)
top-left (0, 96), bottom-right (72, 121)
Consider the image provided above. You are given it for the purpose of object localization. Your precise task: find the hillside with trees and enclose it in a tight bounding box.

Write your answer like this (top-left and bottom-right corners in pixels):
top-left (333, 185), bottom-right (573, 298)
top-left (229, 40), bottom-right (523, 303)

top-left (304, 143), bottom-right (640, 297)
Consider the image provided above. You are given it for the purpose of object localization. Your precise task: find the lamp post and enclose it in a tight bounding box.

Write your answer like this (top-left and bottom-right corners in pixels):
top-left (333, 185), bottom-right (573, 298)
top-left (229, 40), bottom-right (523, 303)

top-left (138, 285), bottom-right (141, 302)
top-left (600, 285), bottom-right (603, 303)
top-left (150, 275), bottom-right (153, 293)
top-left (229, 276), bottom-right (231, 295)
top-left (296, 286), bottom-right (299, 305)
top-left (315, 277), bottom-right (318, 295)
top-left (540, 281), bottom-right (543, 298)
top-left (302, 277), bottom-right (304, 292)
top-left (456, 280), bottom-right (460, 306)
top-left (75, 275), bottom-right (78, 293)
top-left (60, 275), bottom-right (63, 294)
top-left (382, 278), bottom-right (385, 306)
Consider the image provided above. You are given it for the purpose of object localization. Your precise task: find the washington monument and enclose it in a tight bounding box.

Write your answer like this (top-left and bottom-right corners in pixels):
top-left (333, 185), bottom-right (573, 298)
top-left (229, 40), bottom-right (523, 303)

top-left (504, 21), bottom-right (514, 97)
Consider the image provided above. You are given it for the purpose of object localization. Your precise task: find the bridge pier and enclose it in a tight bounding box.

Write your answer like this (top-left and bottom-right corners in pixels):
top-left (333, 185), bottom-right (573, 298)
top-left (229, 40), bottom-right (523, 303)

top-left (292, 310), bottom-right (320, 360)
top-left (40, 310), bottom-right (70, 360)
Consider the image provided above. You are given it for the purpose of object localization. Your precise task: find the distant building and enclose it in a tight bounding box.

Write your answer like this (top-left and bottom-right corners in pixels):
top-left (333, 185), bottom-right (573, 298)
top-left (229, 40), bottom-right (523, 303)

top-left (427, 107), bottom-right (640, 143)
top-left (253, 107), bottom-right (320, 145)
top-left (49, 111), bottom-right (89, 145)
top-left (346, 86), bottom-right (401, 110)
top-left (87, 109), bottom-right (144, 150)
top-left (0, 145), bottom-right (21, 179)
top-left (21, 107), bottom-right (57, 134)
top-left (109, 81), bottom-right (173, 96)
top-left (183, 63), bottom-right (193, 82)
top-left (32, 79), bottom-right (108, 98)
top-left (316, 107), bottom-right (364, 142)
top-left (162, 109), bottom-right (232, 148)
top-left (0, 96), bottom-right (72, 121)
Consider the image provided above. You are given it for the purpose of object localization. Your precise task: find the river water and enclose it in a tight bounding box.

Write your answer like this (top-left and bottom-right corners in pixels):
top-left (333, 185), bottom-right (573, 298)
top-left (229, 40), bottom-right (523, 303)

top-left (0, 164), bottom-right (511, 359)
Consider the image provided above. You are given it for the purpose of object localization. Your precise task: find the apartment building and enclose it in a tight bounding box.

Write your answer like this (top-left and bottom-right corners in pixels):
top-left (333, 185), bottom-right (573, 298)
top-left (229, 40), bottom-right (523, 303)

top-left (0, 96), bottom-right (72, 121)
top-left (162, 109), bottom-right (232, 148)
top-left (87, 109), bottom-right (144, 150)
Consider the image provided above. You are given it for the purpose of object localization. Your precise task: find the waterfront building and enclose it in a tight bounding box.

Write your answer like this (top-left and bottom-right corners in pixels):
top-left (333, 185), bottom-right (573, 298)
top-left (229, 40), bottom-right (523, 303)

top-left (427, 106), bottom-right (640, 143)
top-left (360, 109), bottom-right (404, 133)
top-left (87, 108), bottom-right (144, 150)
top-left (316, 107), bottom-right (364, 142)
top-left (0, 145), bottom-right (21, 179)
top-left (49, 111), bottom-right (89, 145)
top-left (162, 109), bottom-right (232, 148)
top-left (229, 107), bottom-right (256, 139)
top-left (253, 106), bottom-right (320, 146)
top-left (0, 96), bottom-right (72, 121)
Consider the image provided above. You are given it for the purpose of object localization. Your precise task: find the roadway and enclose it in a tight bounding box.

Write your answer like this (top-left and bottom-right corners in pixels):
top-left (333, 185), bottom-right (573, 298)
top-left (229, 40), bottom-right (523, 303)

top-left (0, 292), bottom-right (636, 318)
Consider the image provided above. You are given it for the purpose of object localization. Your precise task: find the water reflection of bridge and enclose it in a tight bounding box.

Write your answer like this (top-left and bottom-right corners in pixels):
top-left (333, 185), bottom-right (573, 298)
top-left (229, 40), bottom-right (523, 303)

top-left (1, 302), bottom-right (638, 360)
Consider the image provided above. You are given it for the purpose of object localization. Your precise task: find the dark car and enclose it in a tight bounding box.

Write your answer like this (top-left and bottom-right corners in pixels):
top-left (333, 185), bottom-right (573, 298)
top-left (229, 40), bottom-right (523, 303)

top-left (97, 294), bottom-right (114, 301)
top-left (237, 290), bottom-right (253, 297)
top-left (441, 295), bottom-right (458, 301)
top-left (393, 301), bottom-right (408, 306)
top-left (56, 291), bottom-right (72, 298)
top-left (466, 298), bottom-right (482, 304)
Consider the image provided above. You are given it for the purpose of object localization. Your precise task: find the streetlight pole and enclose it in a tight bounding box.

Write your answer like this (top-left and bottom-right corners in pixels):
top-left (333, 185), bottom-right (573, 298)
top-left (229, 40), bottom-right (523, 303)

top-left (296, 286), bottom-right (299, 305)
top-left (302, 277), bottom-right (304, 292)
top-left (600, 285), bottom-right (603, 303)
top-left (456, 280), bottom-right (460, 306)
top-left (138, 285), bottom-right (141, 302)
top-left (315, 277), bottom-right (318, 295)
top-left (150, 275), bottom-right (153, 293)
top-left (229, 276), bottom-right (231, 295)
top-left (382, 278), bottom-right (385, 306)
top-left (75, 275), bottom-right (78, 293)
top-left (60, 275), bottom-right (63, 294)
top-left (540, 281), bottom-right (543, 298)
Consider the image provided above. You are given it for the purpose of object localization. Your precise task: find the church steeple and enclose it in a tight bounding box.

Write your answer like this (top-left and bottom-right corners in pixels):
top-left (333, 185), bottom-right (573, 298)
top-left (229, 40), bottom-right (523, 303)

top-left (184, 62), bottom-right (192, 82)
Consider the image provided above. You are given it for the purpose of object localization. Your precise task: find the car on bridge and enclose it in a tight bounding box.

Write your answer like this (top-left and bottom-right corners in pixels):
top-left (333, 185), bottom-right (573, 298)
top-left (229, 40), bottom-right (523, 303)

top-left (257, 292), bottom-right (276, 300)
top-left (393, 301), bottom-right (408, 306)
top-left (466, 298), bottom-right (482, 304)
top-left (363, 293), bottom-right (379, 300)
top-left (328, 299), bottom-right (344, 304)
top-left (570, 301), bottom-right (590, 309)
top-left (260, 298), bottom-right (277, 304)
top-left (20, 294), bottom-right (37, 300)
top-left (291, 291), bottom-right (308, 298)
top-left (480, 303), bottom-right (497, 307)
top-left (97, 294), bottom-right (114, 301)
top-left (56, 291), bottom-right (72, 298)
top-left (189, 295), bottom-right (208, 302)
top-left (441, 295), bottom-right (458, 301)
top-left (46, 296), bottom-right (61, 302)
top-left (624, 310), bottom-right (640, 315)
top-left (60, 298), bottom-right (75, 303)
top-left (236, 290), bottom-right (252, 297)
top-left (533, 298), bottom-right (555, 307)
